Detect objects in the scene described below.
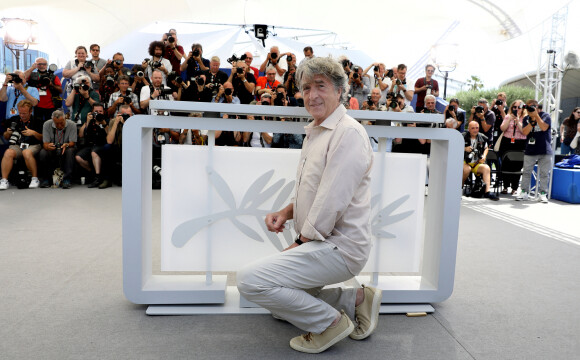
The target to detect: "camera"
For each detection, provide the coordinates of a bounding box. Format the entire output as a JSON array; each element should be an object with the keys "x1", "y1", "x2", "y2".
[
  {"x1": 270, "y1": 52, "x2": 278, "y2": 60},
  {"x1": 136, "y1": 71, "x2": 144, "y2": 78},
  {"x1": 121, "y1": 113, "x2": 131, "y2": 121},
  {"x1": 196, "y1": 77, "x2": 205, "y2": 86},
  {"x1": 152, "y1": 61, "x2": 162, "y2": 69},
  {"x1": 8, "y1": 73, "x2": 22, "y2": 84},
  {"x1": 386, "y1": 92, "x2": 396, "y2": 100},
  {"x1": 367, "y1": 95, "x2": 373, "y2": 104},
  {"x1": 144, "y1": 58, "x2": 151, "y2": 63},
  {"x1": 90, "y1": 112, "x2": 106, "y2": 124},
  {"x1": 224, "y1": 88, "x2": 233, "y2": 96},
  {"x1": 353, "y1": 72, "x2": 359, "y2": 79},
  {"x1": 373, "y1": 65, "x2": 379, "y2": 72},
  {"x1": 84, "y1": 62, "x2": 94, "y2": 70},
  {"x1": 105, "y1": 76, "x2": 115, "y2": 87},
  {"x1": 396, "y1": 79, "x2": 402, "y2": 85},
  {"x1": 524, "y1": 104, "x2": 536, "y2": 112},
  {"x1": 389, "y1": 100, "x2": 398, "y2": 109},
  {"x1": 73, "y1": 83, "x2": 90, "y2": 92},
  {"x1": 166, "y1": 34, "x2": 175, "y2": 44},
  {"x1": 475, "y1": 105, "x2": 485, "y2": 114},
  {"x1": 55, "y1": 143, "x2": 62, "y2": 151},
  {"x1": 274, "y1": 93, "x2": 284, "y2": 106},
  {"x1": 236, "y1": 67, "x2": 244, "y2": 74},
  {"x1": 114, "y1": 59, "x2": 122, "y2": 66},
  {"x1": 192, "y1": 49, "x2": 200, "y2": 57},
  {"x1": 287, "y1": 55, "x2": 292, "y2": 62},
  {"x1": 495, "y1": 99, "x2": 503, "y2": 106},
  {"x1": 9, "y1": 122, "x2": 21, "y2": 145},
  {"x1": 123, "y1": 95, "x2": 132, "y2": 104},
  {"x1": 425, "y1": 84, "x2": 432, "y2": 89},
  {"x1": 386, "y1": 69, "x2": 394, "y2": 78},
  {"x1": 227, "y1": 54, "x2": 240, "y2": 64},
  {"x1": 341, "y1": 59, "x2": 352, "y2": 69},
  {"x1": 468, "y1": 148, "x2": 480, "y2": 162}
]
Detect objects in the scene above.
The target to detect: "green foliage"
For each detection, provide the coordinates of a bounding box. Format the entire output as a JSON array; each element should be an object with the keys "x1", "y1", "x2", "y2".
[
  {"x1": 454, "y1": 85, "x2": 536, "y2": 110},
  {"x1": 466, "y1": 75, "x2": 484, "y2": 91}
]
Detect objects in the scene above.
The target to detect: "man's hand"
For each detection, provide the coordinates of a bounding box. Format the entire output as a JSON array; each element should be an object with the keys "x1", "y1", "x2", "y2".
[
  {"x1": 465, "y1": 146, "x2": 473, "y2": 152},
  {"x1": 265, "y1": 210, "x2": 289, "y2": 233},
  {"x1": 21, "y1": 127, "x2": 36, "y2": 137}
]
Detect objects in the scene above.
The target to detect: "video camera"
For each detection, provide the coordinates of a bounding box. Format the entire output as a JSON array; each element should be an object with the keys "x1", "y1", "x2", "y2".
[{"x1": 227, "y1": 53, "x2": 247, "y2": 65}]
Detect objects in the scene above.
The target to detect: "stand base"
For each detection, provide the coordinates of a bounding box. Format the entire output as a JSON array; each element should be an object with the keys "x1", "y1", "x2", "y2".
[{"x1": 146, "y1": 287, "x2": 434, "y2": 315}]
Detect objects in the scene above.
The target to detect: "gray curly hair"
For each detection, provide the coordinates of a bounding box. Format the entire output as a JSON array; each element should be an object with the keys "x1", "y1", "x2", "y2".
[{"x1": 296, "y1": 56, "x2": 349, "y2": 103}]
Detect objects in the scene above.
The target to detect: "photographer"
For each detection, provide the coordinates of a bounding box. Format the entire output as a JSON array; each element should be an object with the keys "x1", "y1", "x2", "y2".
[
  {"x1": 0, "y1": 100, "x2": 43, "y2": 190},
  {"x1": 283, "y1": 65, "x2": 300, "y2": 100},
  {"x1": 143, "y1": 41, "x2": 172, "y2": 86},
  {"x1": 180, "y1": 43, "x2": 209, "y2": 79},
  {"x1": 0, "y1": 71, "x2": 40, "y2": 118},
  {"x1": 166, "y1": 71, "x2": 188, "y2": 101},
  {"x1": 102, "y1": 105, "x2": 132, "y2": 187},
  {"x1": 469, "y1": 98, "x2": 495, "y2": 145},
  {"x1": 516, "y1": 100, "x2": 552, "y2": 202},
  {"x1": 62, "y1": 46, "x2": 100, "y2": 94},
  {"x1": 107, "y1": 75, "x2": 140, "y2": 117},
  {"x1": 228, "y1": 60, "x2": 256, "y2": 105},
  {"x1": 204, "y1": 56, "x2": 229, "y2": 97},
  {"x1": 348, "y1": 65, "x2": 370, "y2": 110},
  {"x1": 38, "y1": 110, "x2": 77, "y2": 189},
  {"x1": 388, "y1": 93, "x2": 414, "y2": 113},
  {"x1": 361, "y1": 88, "x2": 384, "y2": 111},
  {"x1": 462, "y1": 121, "x2": 499, "y2": 201},
  {"x1": 259, "y1": 46, "x2": 288, "y2": 83},
  {"x1": 243, "y1": 52, "x2": 260, "y2": 80},
  {"x1": 65, "y1": 75, "x2": 100, "y2": 125},
  {"x1": 75, "y1": 103, "x2": 109, "y2": 188},
  {"x1": 256, "y1": 66, "x2": 281, "y2": 98},
  {"x1": 162, "y1": 30, "x2": 184, "y2": 76},
  {"x1": 391, "y1": 64, "x2": 414, "y2": 105},
  {"x1": 362, "y1": 62, "x2": 391, "y2": 103},
  {"x1": 99, "y1": 65, "x2": 118, "y2": 110},
  {"x1": 490, "y1": 92, "x2": 507, "y2": 146},
  {"x1": 212, "y1": 82, "x2": 239, "y2": 104},
  {"x1": 102, "y1": 52, "x2": 132, "y2": 81},
  {"x1": 271, "y1": 85, "x2": 297, "y2": 108},
  {"x1": 414, "y1": 64, "x2": 439, "y2": 111},
  {"x1": 420, "y1": 95, "x2": 441, "y2": 115},
  {"x1": 180, "y1": 73, "x2": 212, "y2": 103},
  {"x1": 23, "y1": 58, "x2": 63, "y2": 123},
  {"x1": 444, "y1": 98, "x2": 464, "y2": 130},
  {"x1": 243, "y1": 93, "x2": 273, "y2": 148},
  {"x1": 88, "y1": 44, "x2": 107, "y2": 90},
  {"x1": 130, "y1": 65, "x2": 150, "y2": 103},
  {"x1": 140, "y1": 70, "x2": 176, "y2": 113}
]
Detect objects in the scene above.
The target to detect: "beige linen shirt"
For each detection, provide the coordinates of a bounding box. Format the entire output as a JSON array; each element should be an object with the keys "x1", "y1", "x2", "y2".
[{"x1": 293, "y1": 104, "x2": 373, "y2": 275}]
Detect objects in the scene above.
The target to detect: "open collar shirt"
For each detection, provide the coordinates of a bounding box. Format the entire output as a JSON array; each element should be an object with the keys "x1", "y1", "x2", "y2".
[{"x1": 293, "y1": 104, "x2": 373, "y2": 275}]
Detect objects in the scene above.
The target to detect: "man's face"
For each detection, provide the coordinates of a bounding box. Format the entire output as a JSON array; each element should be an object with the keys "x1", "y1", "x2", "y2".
[
  {"x1": 478, "y1": 101, "x2": 488, "y2": 112},
  {"x1": 304, "y1": 49, "x2": 313, "y2": 58},
  {"x1": 425, "y1": 66, "x2": 435, "y2": 77},
  {"x1": 119, "y1": 80, "x2": 129, "y2": 92},
  {"x1": 93, "y1": 106, "x2": 105, "y2": 115},
  {"x1": 498, "y1": 94, "x2": 507, "y2": 102},
  {"x1": 120, "y1": 107, "x2": 133, "y2": 117},
  {"x1": 113, "y1": 55, "x2": 124, "y2": 68},
  {"x1": 370, "y1": 89, "x2": 380, "y2": 103},
  {"x1": 468, "y1": 122, "x2": 480, "y2": 137},
  {"x1": 210, "y1": 60, "x2": 220, "y2": 73},
  {"x1": 449, "y1": 101, "x2": 458, "y2": 110},
  {"x1": 302, "y1": 74, "x2": 341, "y2": 124},
  {"x1": 244, "y1": 52, "x2": 253, "y2": 66},
  {"x1": 154, "y1": 46, "x2": 163, "y2": 57},
  {"x1": 266, "y1": 69, "x2": 276, "y2": 82},
  {"x1": 90, "y1": 46, "x2": 100, "y2": 58},
  {"x1": 35, "y1": 59, "x2": 48, "y2": 72},
  {"x1": 397, "y1": 68, "x2": 406, "y2": 80},
  {"x1": 18, "y1": 106, "x2": 32, "y2": 121},
  {"x1": 105, "y1": 68, "x2": 115, "y2": 77},
  {"x1": 53, "y1": 116, "x2": 66, "y2": 130},
  {"x1": 425, "y1": 98, "x2": 436, "y2": 110},
  {"x1": 151, "y1": 72, "x2": 163, "y2": 87}
]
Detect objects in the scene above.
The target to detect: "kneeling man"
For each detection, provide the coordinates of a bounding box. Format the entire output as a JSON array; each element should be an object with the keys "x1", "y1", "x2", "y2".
[{"x1": 237, "y1": 57, "x2": 382, "y2": 353}]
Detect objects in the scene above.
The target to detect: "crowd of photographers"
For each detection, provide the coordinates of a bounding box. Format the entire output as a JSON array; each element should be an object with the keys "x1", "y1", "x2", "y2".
[{"x1": 1, "y1": 29, "x2": 576, "y2": 197}]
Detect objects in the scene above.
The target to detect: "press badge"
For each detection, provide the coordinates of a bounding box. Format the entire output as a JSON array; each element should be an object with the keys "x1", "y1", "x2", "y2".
[
  {"x1": 20, "y1": 143, "x2": 29, "y2": 149},
  {"x1": 39, "y1": 90, "x2": 47, "y2": 96},
  {"x1": 9, "y1": 108, "x2": 17, "y2": 116},
  {"x1": 157, "y1": 134, "x2": 166, "y2": 142}
]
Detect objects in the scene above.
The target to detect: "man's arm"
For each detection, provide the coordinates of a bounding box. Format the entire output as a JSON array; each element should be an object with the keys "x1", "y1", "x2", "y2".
[
  {"x1": 106, "y1": 117, "x2": 120, "y2": 144},
  {"x1": 265, "y1": 203, "x2": 294, "y2": 233}
]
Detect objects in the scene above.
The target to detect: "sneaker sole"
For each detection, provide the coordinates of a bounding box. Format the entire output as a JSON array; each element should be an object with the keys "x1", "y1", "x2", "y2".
[
  {"x1": 349, "y1": 288, "x2": 383, "y2": 340},
  {"x1": 290, "y1": 320, "x2": 354, "y2": 354}
]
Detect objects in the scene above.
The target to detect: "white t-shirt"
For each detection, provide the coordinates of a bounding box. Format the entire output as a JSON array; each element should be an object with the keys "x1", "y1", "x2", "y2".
[{"x1": 249, "y1": 132, "x2": 272, "y2": 148}]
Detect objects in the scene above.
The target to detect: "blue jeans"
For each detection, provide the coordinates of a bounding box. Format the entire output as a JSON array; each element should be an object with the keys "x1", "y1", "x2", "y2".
[{"x1": 561, "y1": 143, "x2": 574, "y2": 155}]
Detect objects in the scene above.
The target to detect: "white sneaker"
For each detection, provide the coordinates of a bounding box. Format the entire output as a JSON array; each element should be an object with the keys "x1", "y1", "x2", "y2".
[
  {"x1": 516, "y1": 190, "x2": 529, "y2": 201},
  {"x1": 0, "y1": 178, "x2": 8, "y2": 190},
  {"x1": 29, "y1": 177, "x2": 40, "y2": 189},
  {"x1": 539, "y1": 192, "x2": 548, "y2": 203}
]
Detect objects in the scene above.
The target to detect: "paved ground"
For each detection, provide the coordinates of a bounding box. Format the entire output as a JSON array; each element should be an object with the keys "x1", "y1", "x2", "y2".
[{"x1": 1, "y1": 187, "x2": 578, "y2": 359}]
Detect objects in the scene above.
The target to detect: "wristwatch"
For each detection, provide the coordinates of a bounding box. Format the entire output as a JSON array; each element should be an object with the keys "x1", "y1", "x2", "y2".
[{"x1": 295, "y1": 235, "x2": 303, "y2": 245}]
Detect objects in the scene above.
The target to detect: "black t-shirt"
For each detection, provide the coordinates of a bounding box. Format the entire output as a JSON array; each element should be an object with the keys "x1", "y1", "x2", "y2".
[
  {"x1": 232, "y1": 73, "x2": 257, "y2": 104},
  {"x1": 181, "y1": 84, "x2": 213, "y2": 103},
  {"x1": 203, "y1": 70, "x2": 229, "y2": 87},
  {"x1": 2, "y1": 115, "x2": 44, "y2": 145},
  {"x1": 185, "y1": 57, "x2": 210, "y2": 79}
]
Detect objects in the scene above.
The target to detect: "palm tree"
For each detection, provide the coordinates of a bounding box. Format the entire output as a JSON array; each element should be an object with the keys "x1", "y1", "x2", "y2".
[{"x1": 466, "y1": 75, "x2": 484, "y2": 91}]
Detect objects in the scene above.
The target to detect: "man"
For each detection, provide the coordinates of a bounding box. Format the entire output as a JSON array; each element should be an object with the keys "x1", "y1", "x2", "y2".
[
  {"x1": 348, "y1": 65, "x2": 370, "y2": 109},
  {"x1": 140, "y1": 70, "x2": 175, "y2": 112},
  {"x1": 38, "y1": 109, "x2": 77, "y2": 189},
  {"x1": 102, "y1": 105, "x2": 132, "y2": 187},
  {"x1": 517, "y1": 100, "x2": 553, "y2": 203},
  {"x1": 211, "y1": 82, "x2": 239, "y2": 104},
  {"x1": 361, "y1": 88, "x2": 384, "y2": 111},
  {"x1": 0, "y1": 71, "x2": 40, "y2": 118},
  {"x1": 462, "y1": 121, "x2": 499, "y2": 201},
  {"x1": 204, "y1": 56, "x2": 229, "y2": 97},
  {"x1": 469, "y1": 98, "x2": 495, "y2": 145},
  {"x1": 143, "y1": 41, "x2": 172, "y2": 85},
  {"x1": 162, "y1": 31, "x2": 184, "y2": 75},
  {"x1": 237, "y1": 56, "x2": 381, "y2": 354},
  {"x1": 259, "y1": 46, "x2": 287, "y2": 83},
  {"x1": 88, "y1": 44, "x2": 107, "y2": 90},
  {"x1": 299, "y1": 46, "x2": 315, "y2": 66},
  {"x1": 228, "y1": 60, "x2": 256, "y2": 105},
  {"x1": 23, "y1": 58, "x2": 63, "y2": 123},
  {"x1": 391, "y1": 64, "x2": 414, "y2": 105},
  {"x1": 108, "y1": 75, "x2": 140, "y2": 117},
  {"x1": 421, "y1": 95, "x2": 440, "y2": 114},
  {"x1": 105, "y1": 52, "x2": 132, "y2": 80},
  {"x1": 445, "y1": 98, "x2": 465, "y2": 131},
  {"x1": 256, "y1": 66, "x2": 281, "y2": 98},
  {"x1": 180, "y1": 43, "x2": 209, "y2": 79},
  {"x1": 490, "y1": 92, "x2": 507, "y2": 146},
  {"x1": 64, "y1": 75, "x2": 100, "y2": 125},
  {"x1": 414, "y1": 64, "x2": 439, "y2": 111},
  {"x1": 388, "y1": 93, "x2": 414, "y2": 114},
  {"x1": 363, "y1": 62, "x2": 391, "y2": 103},
  {"x1": 283, "y1": 64, "x2": 300, "y2": 100},
  {"x1": 76, "y1": 102, "x2": 109, "y2": 188},
  {"x1": 0, "y1": 100, "x2": 43, "y2": 190},
  {"x1": 244, "y1": 52, "x2": 260, "y2": 81},
  {"x1": 180, "y1": 73, "x2": 213, "y2": 103}
]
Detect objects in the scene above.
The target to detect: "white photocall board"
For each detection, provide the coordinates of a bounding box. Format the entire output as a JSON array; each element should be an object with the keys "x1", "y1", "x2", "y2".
[{"x1": 160, "y1": 146, "x2": 426, "y2": 273}]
